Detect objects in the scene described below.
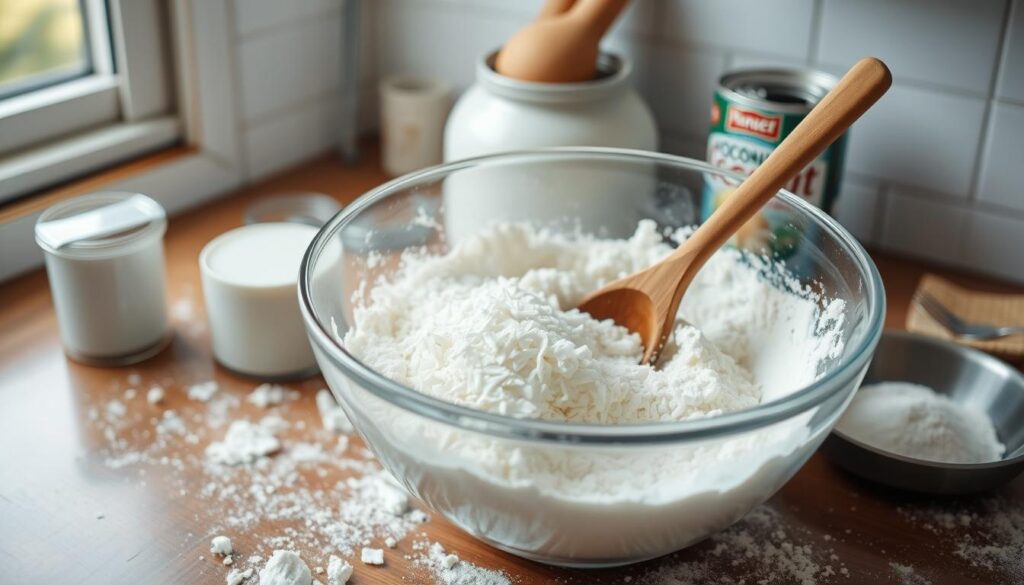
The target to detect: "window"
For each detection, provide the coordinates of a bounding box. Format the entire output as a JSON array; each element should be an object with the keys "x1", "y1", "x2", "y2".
[{"x1": 0, "y1": 0, "x2": 180, "y2": 204}]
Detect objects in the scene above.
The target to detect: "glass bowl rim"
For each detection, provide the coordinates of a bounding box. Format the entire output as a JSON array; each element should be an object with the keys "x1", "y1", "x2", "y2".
[{"x1": 298, "y1": 147, "x2": 886, "y2": 445}]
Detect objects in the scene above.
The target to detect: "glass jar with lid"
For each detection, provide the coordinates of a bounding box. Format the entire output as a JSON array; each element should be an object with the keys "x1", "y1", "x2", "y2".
[{"x1": 35, "y1": 192, "x2": 170, "y2": 365}]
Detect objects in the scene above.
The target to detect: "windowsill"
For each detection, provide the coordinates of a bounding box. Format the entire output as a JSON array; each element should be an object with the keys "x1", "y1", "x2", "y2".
[
  {"x1": 0, "y1": 116, "x2": 182, "y2": 205},
  {"x1": 0, "y1": 142, "x2": 195, "y2": 224}
]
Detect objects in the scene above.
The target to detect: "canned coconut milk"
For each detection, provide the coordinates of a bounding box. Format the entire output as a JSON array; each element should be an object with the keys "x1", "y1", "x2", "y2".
[{"x1": 703, "y1": 68, "x2": 848, "y2": 260}]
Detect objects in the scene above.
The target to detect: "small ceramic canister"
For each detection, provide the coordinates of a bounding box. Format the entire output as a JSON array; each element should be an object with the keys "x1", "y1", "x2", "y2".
[
  {"x1": 199, "y1": 222, "x2": 320, "y2": 380},
  {"x1": 380, "y1": 75, "x2": 453, "y2": 176},
  {"x1": 35, "y1": 192, "x2": 171, "y2": 365}
]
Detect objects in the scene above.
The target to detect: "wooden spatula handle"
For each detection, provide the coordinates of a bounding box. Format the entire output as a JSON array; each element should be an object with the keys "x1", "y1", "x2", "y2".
[{"x1": 684, "y1": 57, "x2": 892, "y2": 264}]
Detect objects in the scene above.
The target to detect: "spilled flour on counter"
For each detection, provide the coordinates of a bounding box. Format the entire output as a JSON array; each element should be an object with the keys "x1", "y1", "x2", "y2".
[{"x1": 410, "y1": 540, "x2": 511, "y2": 585}]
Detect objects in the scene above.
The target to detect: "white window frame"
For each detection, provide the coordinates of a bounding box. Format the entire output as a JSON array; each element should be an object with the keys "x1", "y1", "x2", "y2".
[
  {"x1": 0, "y1": 0, "x2": 183, "y2": 202},
  {"x1": 0, "y1": 0, "x2": 243, "y2": 281}
]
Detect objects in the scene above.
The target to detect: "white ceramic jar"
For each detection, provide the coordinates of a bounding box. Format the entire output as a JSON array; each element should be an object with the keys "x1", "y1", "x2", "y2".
[
  {"x1": 199, "y1": 222, "x2": 320, "y2": 380},
  {"x1": 445, "y1": 51, "x2": 657, "y2": 160},
  {"x1": 35, "y1": 192, "x2": 170, "y2": 365},
  {"x1": 443, "y1": 51, "x2": 659, "y2": 243}
]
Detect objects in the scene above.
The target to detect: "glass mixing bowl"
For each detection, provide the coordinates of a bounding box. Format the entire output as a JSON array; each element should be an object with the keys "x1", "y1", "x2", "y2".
[{"x1": 299, "y1": 149, "x2": 885, "y2": 568}]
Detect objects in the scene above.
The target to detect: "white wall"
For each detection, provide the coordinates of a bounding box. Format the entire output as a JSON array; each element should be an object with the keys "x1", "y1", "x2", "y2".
[{"x1": 233, "y1": 0, "x2": 1024, "y2": 283}]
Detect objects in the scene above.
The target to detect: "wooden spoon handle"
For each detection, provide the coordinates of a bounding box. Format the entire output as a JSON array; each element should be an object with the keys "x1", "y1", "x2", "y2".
[
  {"x1": 682, "y1": 57, "x2": 892, "y2": 266},
  {"x1": 570, "y1": 0, "x2": 630, "y2": 37},
  {"x1": 538, "y1": 0, "x2": 576, "y2": 18}
]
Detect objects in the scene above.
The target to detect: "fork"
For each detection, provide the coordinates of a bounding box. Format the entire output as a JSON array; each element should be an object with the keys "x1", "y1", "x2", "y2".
[{"x1": 914, "y1": 292, "x2": 1024, "y2": 340}]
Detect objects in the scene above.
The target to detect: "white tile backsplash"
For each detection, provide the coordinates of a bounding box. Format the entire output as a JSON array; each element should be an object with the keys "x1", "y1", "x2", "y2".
[
  {"x1": 376, "y1": 1, "x2": 518, "y2": 91},
  {"x1": 996, "y1": 0, "x2": 1024, "y2": 102},
  {"x1": 233, "y1": 0, "x2": 339, "y2": 37},
  {"x1": 238, "y1": 16, "x2": 341, "y2": 121},
  {"x1": 647, "y1": 46, "x2": 728, "y2": 138},
  {"x1": 978, "y1": 101, "x2": 1024, "y2": 212},
  {"x1": 660, "y1": 0, "x2": 815, "y2": 58},
  {"x1": 843, "y1": 86, "x2": 986, "y2": 197},
  {"x1": 244, "y1": 97, "x2": 338, "y2": 181},
  {"x1": 963, "y1": 211, "x2": 1024, "y2": 281},
  {"x1": 221, "y1": 0, "x2": 1024, "y2": 283},
  {"x1": 727, "y1": 51, "x2": 809, "y2": 71},
  {"x1": 882, "y1": 190, "x2": 968, "y2": 264},
  {"x1": 818, "y1": 0, "x2": 1006, "y2": 94},
  {"x1": 832, "y1": 179, "x2": 881, "y2": 245}
]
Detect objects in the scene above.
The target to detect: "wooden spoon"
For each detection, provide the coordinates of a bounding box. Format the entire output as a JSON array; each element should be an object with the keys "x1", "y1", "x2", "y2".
[
  {"x1": 578, "y1": 57, "x2": 892, "y2": 365},
  {"x1": 495, "y1": 0, "x2": 629, "y2": 82},
  {"x1": 537, "y1": 0, "x2": 576, "y2": 18}
]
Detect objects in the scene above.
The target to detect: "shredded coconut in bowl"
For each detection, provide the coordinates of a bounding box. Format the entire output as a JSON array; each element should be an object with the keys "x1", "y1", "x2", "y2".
[
  {"x1": 345, "y1": 220, "x2": 844, "y2": 423},
  {"x1": 340, "y1": 220, "x2": 849, "y2": 564}
]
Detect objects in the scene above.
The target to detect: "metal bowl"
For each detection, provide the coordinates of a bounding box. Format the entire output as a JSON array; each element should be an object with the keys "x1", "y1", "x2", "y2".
[{"x1": 823, "y1": 330, "x2": 1024, "y2": 494}]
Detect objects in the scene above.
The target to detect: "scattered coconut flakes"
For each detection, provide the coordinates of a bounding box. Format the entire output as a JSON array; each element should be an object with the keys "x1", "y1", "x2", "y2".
[
  {"x1": 637, "y1": 506, "x2": 841, "y2": 585},
  {"x1": 327, "y1": 555, "x2": 353, "y2": 585},
  {"x1": 413, "y1": 541, "x2": 511, "y2": 585},
  {"x1": 206, "y1": 420, "x2": 280, "y2": 465},
  {"x1": 315, "y1": 389, "x2": 353, "y2": 433},
  {"x1": 226, "y1": 567, "x2": 253, "y2": 585},
  {"x1": 124, "y1": 388, "x2": 137, "y2": 400},
  {"x1": 86, "y1": 375, "x2": 424, "y2": 573},
  {"x1": 188, "y1": 381, "x2": 219, "y2": 402},
  {"x1": 890, "y1": 562, "x2": 933, "y2": 585},
  {"x1": 147, "y1": 385, "x2": 165, "y2": 404},
  {"x1": 898, "y1": 497, "x2": 1024, "y2": 575},
  {"x1": 106, "y1": 399, "x2": 127, "y2": 419},
  {"x1": 211, "y1": 535, "x2": 233, "y2": 555},
  {"x1": 127, "y1": 372, "x2": 142, "y2": 385},
  {"x1": 248, "y1": 384, "x2": 290, "y2": 409},
  {"x1": 384, "y1": 537, "x2": 397, "y2": 549},
  {"x1": 259, "y1": 550, "x2": 312, "y2": 585},
  {"x1": 360, "y1": 547, "x2": 384, "y2": 565}
]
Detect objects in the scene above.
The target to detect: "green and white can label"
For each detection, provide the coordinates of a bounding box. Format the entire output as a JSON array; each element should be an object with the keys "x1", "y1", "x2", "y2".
[{"x1": 702, "y1": 68, "x2": 848, "y2": 261}]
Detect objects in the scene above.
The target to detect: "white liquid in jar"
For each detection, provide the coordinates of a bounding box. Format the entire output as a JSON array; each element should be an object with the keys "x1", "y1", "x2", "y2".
[{"x1": 200, "y1": 223, "x2": 319, "y2": 379}]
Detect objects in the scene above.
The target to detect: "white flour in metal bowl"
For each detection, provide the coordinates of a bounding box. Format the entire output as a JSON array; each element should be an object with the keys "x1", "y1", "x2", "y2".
[{"x1": 342, "y1": 219, "x2": 847, "y2": 563}]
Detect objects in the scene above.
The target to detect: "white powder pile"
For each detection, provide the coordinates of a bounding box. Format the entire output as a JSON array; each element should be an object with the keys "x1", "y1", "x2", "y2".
[
  {"x1": 247, "y1": 384, "x2": 291, "y2": 408},
  {"x1": 343, "y1": 220, "x2": 846, "y2": 562},
  {"x1": 836, "y1": 382, "x2": 1004, "y2": 463},
  {"x1": 346, "y1": 221, "x2": 784, "y2": 423},
  {"x1": 327, "y1": 555, "x2": 353, "y2": 585},
  {"x1": 211, "y1": 535, "x2": 233, "y2": 556},
  {"x1": 259, "y1": 550, "x2": 312, "y2": 585},
  {"x1": 225, "y1": 567, "x2": 253, "y2": 585},
  {"x1": 188, "y1": 381, "x2": 219, "y2": 402},
  {"x1": 410, "y1": 540, "x2": 512, "y2": 585},
  {"x1": 205, "y1": 420, "x2": 281, "y2": 465}
]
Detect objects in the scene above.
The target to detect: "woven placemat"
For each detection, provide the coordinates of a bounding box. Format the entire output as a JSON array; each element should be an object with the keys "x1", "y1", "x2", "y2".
[{"x1": 907, "y1": 274, "x2": 1024, "y2": 359}]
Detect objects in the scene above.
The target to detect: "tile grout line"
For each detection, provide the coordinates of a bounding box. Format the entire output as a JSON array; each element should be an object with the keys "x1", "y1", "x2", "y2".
[
  {"x1": 235, "y1": 6, "x2": 343, "y2": 44},
  {"x1": 225, "y1": 0, "x2": 251, "y2": 184},
  {"x1": 964, "y1": 0, "x2": 1016, "y2": 206},
  {"x1": 807, "y1": 0, "x2": 824, "y2": 66},
  {"x1": 870, "y1": 183, "x2": 890, "y2": 248}
]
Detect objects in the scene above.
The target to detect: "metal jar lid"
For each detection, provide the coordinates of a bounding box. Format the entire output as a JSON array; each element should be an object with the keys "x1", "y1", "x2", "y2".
[{"x1": 35, "y1": 192, "x2": 167, "y2": 259}]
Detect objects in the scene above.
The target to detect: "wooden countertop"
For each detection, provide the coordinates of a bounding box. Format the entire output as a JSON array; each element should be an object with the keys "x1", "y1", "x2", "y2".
[{"x1": 1, "y1": 152, "x2": 1022, "y2": 585}]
